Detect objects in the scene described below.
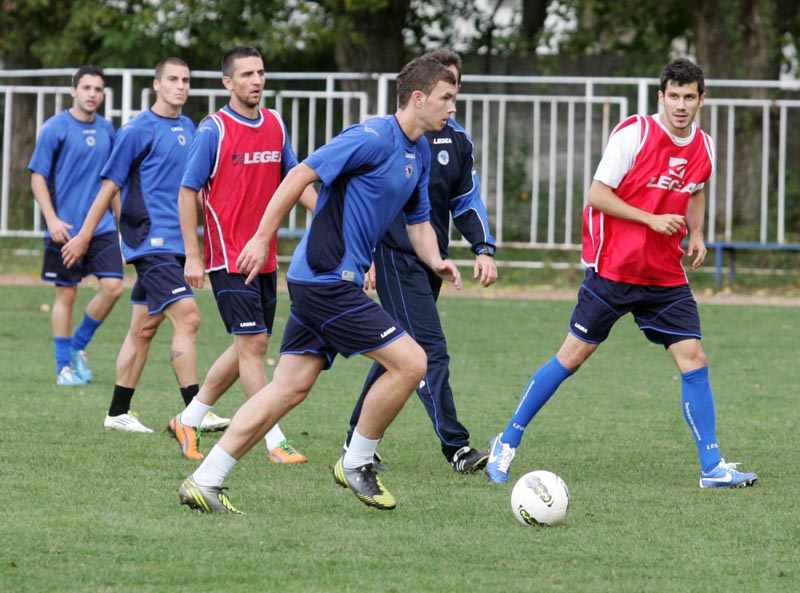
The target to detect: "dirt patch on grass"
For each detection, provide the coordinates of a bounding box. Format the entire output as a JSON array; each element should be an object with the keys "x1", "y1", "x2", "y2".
[{"x1": 7, "y1": 273, "x2": 800, "y2": 307}]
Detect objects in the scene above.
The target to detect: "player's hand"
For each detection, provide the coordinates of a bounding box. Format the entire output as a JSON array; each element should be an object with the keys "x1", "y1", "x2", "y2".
[
  {"x1": 685, "y1": 235, "x2": 707, "y2": 270},
  {"x1": 47, "y1": 218, "x2": 73, "y2": 245},
  {"x1": 474, "y1": 254, "x2": 498, "y2": 287},
  {"x1": 184, "y1": 256, "x2": 205, "y2": 289},
  {"x1": 433, "y1": 259, "x2": 462, "y2": 290},
  {"x1": 363, "y1": 262, "x2": 377, "y2": 292},
  {"x1": 61, "y1": 233, "x2": 90, "y2": 269},
  {"x1": 236, "y1": 237, "x2": 269, "y2": 285},
  {"x1": 648, "y1": 213, "x2": 685, "y2": 235}
]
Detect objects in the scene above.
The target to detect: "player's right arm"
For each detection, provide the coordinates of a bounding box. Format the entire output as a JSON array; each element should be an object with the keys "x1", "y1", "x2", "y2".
[
  {"x1": 178, "y1": 186, "x2": 204, "y2": 288},
  {"x1": 237, "y1": 162, "x2": 320, "y2": 284},
  {"x1": 28, "y1": 121, "x2": 73, "y2": 244},
  {"x1": 179, "y1": 117, "x2": 219, "y2": 289},
  {"x1": 30, "y1": 173, "x2": 72, "y2": 244},
  {"x1": 590, "y1": 119, "x2": 684, "y2": 235},
  {"x1": 588, "y1": 180, "x2": 685, "y2": 235},
  {"x1": 61, "y1": 178, "x2": 120, "y2": 268}
]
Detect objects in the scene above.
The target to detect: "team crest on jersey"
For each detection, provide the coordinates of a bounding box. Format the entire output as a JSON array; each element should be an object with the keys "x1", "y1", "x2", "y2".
[
  {"x1": 437, "y1": 150, "x2": 449, "y2": 165},
  {"x1": 85, "y1": 136, "x2": 95, "y2": 147},
  {"x1": 405, "y1": 163, "x2": 414, "y2": 178},
  {"x1": 177, "y1": 134, "x2": 187, "y2": 146}
]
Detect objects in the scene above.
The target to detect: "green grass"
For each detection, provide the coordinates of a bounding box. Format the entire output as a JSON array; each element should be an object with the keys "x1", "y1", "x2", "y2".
[
  {"x1": 0, "y1": 284, "x2": 797, "y2": 593},
  {"x1": 5, "y1": 237, "x2": 800, "y2": 295}
]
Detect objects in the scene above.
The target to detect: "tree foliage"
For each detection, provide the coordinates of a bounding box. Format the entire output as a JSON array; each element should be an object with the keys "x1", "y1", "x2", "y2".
[
  {"x1": 2, "y1": 0, "x2": 799, "y2": 78},
  {"x1": 553, "y1": 0, "x2": 800, "y2": 79}
]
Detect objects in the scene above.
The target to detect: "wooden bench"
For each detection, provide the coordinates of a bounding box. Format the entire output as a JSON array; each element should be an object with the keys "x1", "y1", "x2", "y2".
[{"x1": 706, "y1": 241, "x2": 800, "y2": 290}]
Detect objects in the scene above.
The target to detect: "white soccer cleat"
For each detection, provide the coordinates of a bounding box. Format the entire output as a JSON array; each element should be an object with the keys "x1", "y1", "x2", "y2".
[
  {"x1": 199, "y1": 410, "x2": 230, "y2": 432},
  {"x1": 103, "y1": 411, "x2": 154, "y2": 433},
  {"x1": 56, "y1": 366, "x2": 87, "y2": 387}
]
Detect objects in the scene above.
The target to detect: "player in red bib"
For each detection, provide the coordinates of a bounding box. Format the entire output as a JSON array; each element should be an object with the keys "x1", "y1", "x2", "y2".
[
  {"x1": 486, "y1": 58, "x2": 758, "y2": 490},
  {"x1": 170, "y1": 46, "x2": 316, "y2": 463}
]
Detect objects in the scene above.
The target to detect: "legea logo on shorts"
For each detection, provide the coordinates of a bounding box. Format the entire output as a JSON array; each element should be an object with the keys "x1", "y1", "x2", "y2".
[
  {"x1": 239, "y1": 321, "x2": 257, "y2": 328},
  {"x1": 171, "y1": 287, "x2": 187, "y2": 295},
  {"x1": 380, "y1": 326, "x2": 396, "y2": 339},
  {"x1": 572, "y1": 322, "x2": 588, "y2": 334}
]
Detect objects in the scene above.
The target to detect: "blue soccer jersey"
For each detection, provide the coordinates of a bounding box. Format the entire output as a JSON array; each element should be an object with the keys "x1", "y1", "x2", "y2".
[
  {"x1": 381, "y1": 117, "x2": 495, "y2": 258},
  {"x1": 287, "y1": 115, "x2": 432, "y2": 287},
  {"x1": 28, "y1": 110, "x2": 116, "y2": 238},
  {"x1": 101, "y1": 109, "x2": 195, "y2": 262}
]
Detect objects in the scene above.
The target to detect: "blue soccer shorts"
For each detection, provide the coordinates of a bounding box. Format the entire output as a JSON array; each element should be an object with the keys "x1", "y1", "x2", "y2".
[
  {"x1": 41, "y1": 231, "x2": 123, "y2": 286},
  {"x1": 209, "y1": 270, "x2": 277, "y2": 335},
  {"x1": 569, "y1": 269, "x2": 702, "y2": 347},
  {"x1": 130, "y1": 254, "x2": 194, "y2": 315},
  {"x1": 280, "y1": 280, "x2": 407, "y2": 370}
]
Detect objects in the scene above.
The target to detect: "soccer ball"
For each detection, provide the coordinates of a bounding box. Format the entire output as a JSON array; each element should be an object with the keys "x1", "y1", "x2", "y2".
[{"x1": 510, "y1": 470, "x2": 570, "y2": 526}]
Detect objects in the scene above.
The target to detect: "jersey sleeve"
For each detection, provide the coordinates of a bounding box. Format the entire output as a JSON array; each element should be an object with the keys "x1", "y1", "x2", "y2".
[
  {"x1": 593, "y1": 120, "x2": 641, "y2": 189},
  {"x1": 304, "y1": 121, "x2": 387, "y2": 185},
  {"x1": 101, "y1": 118, "x2": 117, "y2": 149},
  {"x1": 181, "y1": 116, "x2": 220, "y2": 190},
  {"x1": 269, "y1": 111, "x2": 300, "y2": 177},
  {"x1": 448, "y1": 128, "x2": 495, "y2": 249},
  {"x1": 27, "y1": 119, "x2": 62, "y2": 176},
  {"x1": 100, "y1": 119, "x2": 150, "y2": 188}
]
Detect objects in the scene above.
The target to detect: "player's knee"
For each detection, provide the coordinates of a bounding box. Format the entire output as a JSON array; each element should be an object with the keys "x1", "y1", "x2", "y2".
[
  {"x1": 180, "y1": 308, "x2": 201, "y2": 337},
  {"x1": 406, "y1": 345, "x2": 428, "y2": 384},
  {"x1": 102, "y1": 279, "x2": 124, "y2": 301},
  {"x1": 237, "y1": 333, "x2": 268, "y2": 359},
  {"x1": 686, "y1": 348, "x2": 708, "y2": 369},
  {"x1": 137, "y1": 325, "x2": 158, "y2": 342},
  {"x1": 55, "y1": 288, "x2": 78, "y2": 307}
]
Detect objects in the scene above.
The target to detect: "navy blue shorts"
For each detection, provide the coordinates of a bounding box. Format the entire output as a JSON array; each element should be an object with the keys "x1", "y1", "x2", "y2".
[
  {"x1": 130, "y1": 254, "x2": 194, "y2": 315},
  {"x1": 569, "y1": 269, "x2": 701, "y2": 347},
  {"x1": 209, "y1": 270, "x2": 276, "y2": 335},
  {"x1": 281, "y1": 280, "x2": 407, "y2": 370},
  {"x1": 41, "y1": 231, "x2": 123, "y2": 286}
]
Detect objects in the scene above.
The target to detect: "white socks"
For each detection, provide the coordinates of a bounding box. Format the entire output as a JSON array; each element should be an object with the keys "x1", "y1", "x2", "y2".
[
  {"x1": 192, "y1": 445, "x2": 237, "y2": 488},
  {"x1": 180, "y1": 398, "x2": 212, "y2": 428},
  {"x1": 343, "y1": 429, "x2": 380, "y2": 470},
  {"x1": 264, "y1": 425, "x2": 287, "y2": 451}
]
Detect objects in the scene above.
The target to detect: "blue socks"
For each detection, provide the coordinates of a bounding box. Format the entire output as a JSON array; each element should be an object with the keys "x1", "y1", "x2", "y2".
[
  {"x1": 70, "y1": 313, "x2": 102, "y2": 352},
  {"x1": 500, "y1": 359, "x2": 722, "y2": 473},
  {"x1": 54, "y1": 336, "x2": 71, "y2": 373},
  {"x1": 502, "y1": 356, "x2": 573, "y2": 448},
  {"x1": 681, "y1": 366, "x2": 722, "y2": 473}
]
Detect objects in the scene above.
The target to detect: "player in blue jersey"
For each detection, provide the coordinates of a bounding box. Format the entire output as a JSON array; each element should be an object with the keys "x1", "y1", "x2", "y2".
[
  {"x1": 344, "y1": 49, "x2": 497, "y2": 474},
  {"x1": 170, "y1": 45, "x2": 316, "y2": 463},
  {"x1": 63, "y1": 58, "x2": 201, "y2": 433},
  {"x1": 28, "y1": 65, "x2": 123, "y2": 386},
  {"x1": 178, "y1": 56, "x2": 462, "y2": 514}
]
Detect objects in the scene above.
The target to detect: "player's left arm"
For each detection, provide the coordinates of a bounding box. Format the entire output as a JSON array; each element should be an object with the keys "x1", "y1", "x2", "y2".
[
  {"x1": 446, "y1": 129, "x2": 497, "y2": 287},
  {"x1": 237, "y1": 162, "x2": 320, "y2": 284},
  {"x1": 407, "y1": 221, "x2": 461, "y2": 289},
  {"x1": 450, "y1": 168, "x2": 497, "y2": 287},
  {"x1": 685, "y1": 188, "x2": 707, "y2": 271},
  {"x1": 298, "y1": 184, "x2": 317, "y2": 213}
]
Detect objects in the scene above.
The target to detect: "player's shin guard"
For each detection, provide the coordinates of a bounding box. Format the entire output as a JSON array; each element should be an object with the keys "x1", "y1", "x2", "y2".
[
  {"x1": 681, "y1": 366, "x2": 722, "y2": 473},
  {"x1": 71, "y1": 313, "x2": 102, "y2": 352},
  {"x1": 502, "y1": 356, "x2": 572, "y2": 447}
]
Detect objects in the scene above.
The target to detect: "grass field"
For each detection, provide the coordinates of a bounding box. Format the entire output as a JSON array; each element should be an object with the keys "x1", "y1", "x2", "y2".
[{"x1": 0, "y1": 283, "x2": 797, "y2": 593}]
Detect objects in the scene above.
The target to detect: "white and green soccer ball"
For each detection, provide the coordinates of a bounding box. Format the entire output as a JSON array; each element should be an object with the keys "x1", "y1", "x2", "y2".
[{"x1": 510, "y1": 470, "x2": 570, "y2": 526}]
